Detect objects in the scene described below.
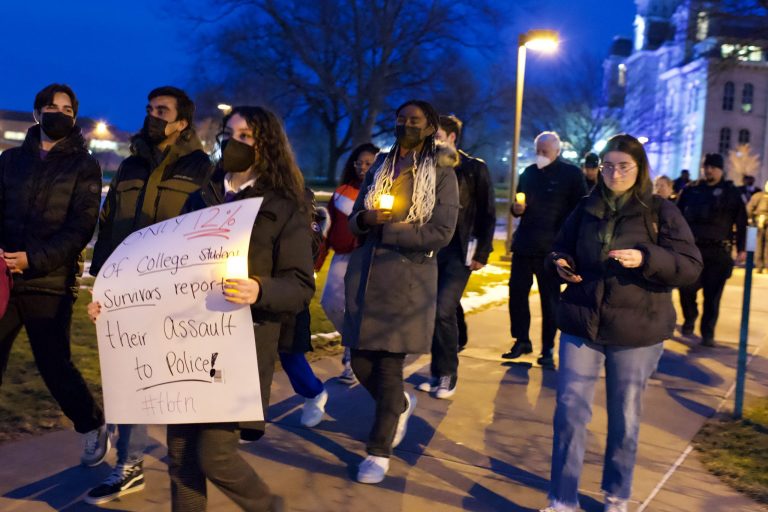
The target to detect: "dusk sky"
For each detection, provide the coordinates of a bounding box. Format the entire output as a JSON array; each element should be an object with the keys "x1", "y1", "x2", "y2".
[{"x1": 1, "y1": 0, "x2": 637, "y2": 131}]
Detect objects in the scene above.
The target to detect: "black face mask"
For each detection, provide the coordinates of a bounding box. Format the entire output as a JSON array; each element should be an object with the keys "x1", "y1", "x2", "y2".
[
  {"x1": 40, "y1": 112, "x2": 74, "y2": 140},
  {"x1": 220, "y1": 138, "x2": 256, "y2": 173},
  {"x1": 395, "y1": 124, "x2": 430, "y2": 149},
  {"x1": 143, "y1": 115, "x2": 169, "y2": 144}
]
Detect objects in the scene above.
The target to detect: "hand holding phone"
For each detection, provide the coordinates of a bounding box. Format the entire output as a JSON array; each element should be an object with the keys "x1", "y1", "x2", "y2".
[{"x1": 554, "y1": 257, "x2": 582, "y2": 283}]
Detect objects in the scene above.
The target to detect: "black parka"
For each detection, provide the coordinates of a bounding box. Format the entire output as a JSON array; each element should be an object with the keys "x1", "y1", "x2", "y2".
[
  {"x1": 183, "y1": 169, "x2": 315, "y2": 435},
  {"x1": 0, "y1": 125, "x2": 101, "y2": 295},
  {"x1": 551, "y1": 186, "x2": 702, "y2": 347}
]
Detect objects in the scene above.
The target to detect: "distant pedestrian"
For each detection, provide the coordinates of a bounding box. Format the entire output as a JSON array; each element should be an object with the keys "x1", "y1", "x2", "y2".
[
  {"x1": 672, "y1": 169, "x2": 690, "y2": 193},
  {"x1": 0, "y1": 83, "x2": 109, "y2": 468},
  {"x1": 746, "y1": 180, "x2": 768, "y2": 273},
  {"x1": 581, "y1": 152, "x2": 599, "y2": 192},
  {"x1": 344, "y1": 100, "x2": 458, "y2": 484},
  {"x1": 677, "y1": 153, "x2": 747, "y2": 346},
  {"x1": 541, "y1": 134, "x2": 702, "y2": 512},
  {"x1": 417, "y1": 114, "x2": 495, "y2": 399},
  {"x1": 87, "y1": 86, "x2": 212, "y2": 505},
  {"x1": 321, "y1": 142, "x2": 380, "y2": 384},
  {"x1": 504, "y1": 131, "x2": 587, "y2": 368},
  {"x1": 738, "y1": 174, "x2": 758, "y2": 204},
  {"x1": 653, "y1": 175, "x2": 674, "y2": 200}
]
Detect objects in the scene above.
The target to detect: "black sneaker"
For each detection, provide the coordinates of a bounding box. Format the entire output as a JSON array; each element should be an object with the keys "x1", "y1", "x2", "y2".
[
  {"x1": 701, "y1": 336, "x2": 715, "y2": 347},
  {"x1": 681, "y1": 324, "x2": 694, "y2": 336},
  {"x1": 84, "y1": 460, "x2": 145, "y2": 505},
  {"x1": 502, "y1": 340, "x2": 533, "y2": 359}
]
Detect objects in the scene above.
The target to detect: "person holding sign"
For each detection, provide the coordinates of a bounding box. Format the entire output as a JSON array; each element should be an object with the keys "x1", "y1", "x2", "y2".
[
  {"x1": 86, "y1": 86, "x2": 212, "y2": 505},
  {"x1": 173, "y1": 105, "x2": 314, "y2": 511},
  {"x1": 343, "y1": 100, "x2": 459, "y2": 484},
  {"x1": 0, "y1": 84, "x2": 108, "y2": 467}
]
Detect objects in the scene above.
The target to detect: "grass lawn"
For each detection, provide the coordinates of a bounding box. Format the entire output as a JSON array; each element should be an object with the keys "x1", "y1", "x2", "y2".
[
  {"x1": 693, "y1": 397, "x2": 768, "y2": 504},
  {"x1": 0, "y1": 239, "x2": 509, "y2": 443}
]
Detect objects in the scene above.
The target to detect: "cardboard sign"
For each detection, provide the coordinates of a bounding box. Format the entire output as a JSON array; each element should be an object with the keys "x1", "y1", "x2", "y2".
[{"x1": 92, "y1": 198, "x2": 264, "y2": 424}]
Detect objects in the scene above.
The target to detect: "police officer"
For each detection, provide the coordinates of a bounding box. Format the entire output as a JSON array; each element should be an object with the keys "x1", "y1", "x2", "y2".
[{"x1": 677, "y1": 153, "x2": 747, "y2": 346}]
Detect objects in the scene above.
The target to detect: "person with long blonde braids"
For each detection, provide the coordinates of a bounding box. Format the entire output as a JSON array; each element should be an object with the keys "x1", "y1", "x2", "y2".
[{"x1": 343, "y1": 99, "x2": 459, "y2": 484}]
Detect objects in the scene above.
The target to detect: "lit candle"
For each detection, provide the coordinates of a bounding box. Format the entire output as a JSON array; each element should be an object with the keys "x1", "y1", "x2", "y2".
[
  {"x1": 515, "y1": 192, "x2": 526, "y2": 206},
  {"x1": 225, "y1": 256, "x2": 249, "y2": 279},
  {"x1": 378, "y1": 193, "x2": 395, "y2": 210}
]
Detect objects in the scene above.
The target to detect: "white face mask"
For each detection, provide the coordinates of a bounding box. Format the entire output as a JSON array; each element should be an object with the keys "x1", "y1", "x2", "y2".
[{"x1": 536, "y1": 155, "x2": 553, "y2": 169}]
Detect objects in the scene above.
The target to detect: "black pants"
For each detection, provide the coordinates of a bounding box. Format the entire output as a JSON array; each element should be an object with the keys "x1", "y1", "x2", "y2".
[
  {"x1": 457, "y1": 303, "x2": 468, "y2": 348},
  {"x1": 0, "y1": 293, "x2": 103, "y2": 433},
  {"x1": 430, "y1": 244, "x2": 472, "y2": 378},
  {"x1": 350, "y1": 350, "x2": 407, "y2": 457},
  {"x1": 508, "y1": 253, "x2": 561, "y2": 354},
  {"x1": 679, "y1": 245, "x2": 734, "y2": 340},
  {"x1": 167, "y1": 423, "x2": 273, "y2": 512}
]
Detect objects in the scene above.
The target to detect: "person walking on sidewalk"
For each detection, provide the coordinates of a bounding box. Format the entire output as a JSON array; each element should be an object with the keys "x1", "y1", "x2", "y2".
[
  {"x1": 676, "y1": 153, "x2": 747, "y2": 346},
  {"x1": 344, "y1": 100, "x2": 459, "y2": 484},
  {"x1": 541, "y1": 134, "x2": 702, "y2": 512},
  {"x1": 746, "y1": 180, "x2": 768, "y2": 273},
  {"x1": 417, "y1": 114, "x2": 495, "y2": 399},
  {"x1": 86, "y1": 86, "x2": 212, "y2": 504},
  {"x1": 504, "y1": 131, "x2": 587, "y2": 368},
  {"x1": 321, "y1": 143, "x2": 379, "y2": 384},
  {"x1": 0, "y1": 83, "x2": 109, "y2": 468}
]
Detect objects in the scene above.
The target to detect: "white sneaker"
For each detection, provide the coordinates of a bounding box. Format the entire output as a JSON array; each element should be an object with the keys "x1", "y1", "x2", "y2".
[
  {"x1": 356, "y1": 455, "x2": 389, "y2": 484},
  {"x1": 604, "y1": 495, "x2": 628, "y2": 512},
  {"x1": 392, "y1": 392, "x2": 416, "y2": 448},
  {"x1": 435, "y1": 375, "x2": 457, "y2": 399},
  {"x1": 539, "y1": 500, "x2": 578, "y2": 512},
  {"x1": 416, "y1": 378, "x2": 438, "y2": 393},
  {"x1": 300, "y1": 388, "x2": 328, "y2": 427},
  {"x1": 81, "y1": 425, "x2": 111, "y2": 467},
  {"x1": 338, "y1": 366, "x2": 356, "y2": 385}
]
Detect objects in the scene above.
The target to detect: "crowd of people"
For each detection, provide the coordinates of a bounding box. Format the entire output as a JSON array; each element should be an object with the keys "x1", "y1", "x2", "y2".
[{"x1": 0, "y1": 82, "x2": 764, "y2": 512}]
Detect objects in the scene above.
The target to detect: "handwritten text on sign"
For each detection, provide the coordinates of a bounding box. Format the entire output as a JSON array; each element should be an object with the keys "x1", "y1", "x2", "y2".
[{"x1": 93, "y1": 197, "x2": 264, "y2": 424}]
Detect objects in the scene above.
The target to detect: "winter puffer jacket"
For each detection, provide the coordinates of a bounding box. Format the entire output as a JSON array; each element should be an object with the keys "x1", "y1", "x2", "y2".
[
  {"x1": 0, "y1": 125, "x2": 101, "y2": 295},
  {"x1": 551, "y1": 186, "x2": 702, "y2": 347}
]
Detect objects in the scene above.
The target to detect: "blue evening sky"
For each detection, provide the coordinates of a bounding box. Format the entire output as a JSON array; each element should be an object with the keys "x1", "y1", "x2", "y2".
[{"x1": 0, "y1": 0, "x2": 636, "y2": 131}]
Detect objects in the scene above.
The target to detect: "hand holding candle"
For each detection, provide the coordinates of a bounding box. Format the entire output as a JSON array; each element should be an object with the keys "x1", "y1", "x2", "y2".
[
  {"x1": 225, "y1": 255, "x2": 249, "y2": 279},
  {"x1": 515, "y1": 192, "x2": 526, "y2": 206},
  {"x1": 224, "y1": 256, "x2": 260, "y2": 304},
  {"x1": 512, "y1": 192, "x2": 526, "y2": 215}
]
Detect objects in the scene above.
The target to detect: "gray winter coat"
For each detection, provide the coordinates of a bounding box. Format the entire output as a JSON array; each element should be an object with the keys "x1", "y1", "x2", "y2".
[{"x1": 343, "y1": 146, "x2": 460, "y2": 354}]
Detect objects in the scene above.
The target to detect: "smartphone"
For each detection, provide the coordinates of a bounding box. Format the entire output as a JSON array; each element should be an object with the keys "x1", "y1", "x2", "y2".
[{"x1": 558, "y1": 263, "x2": 577, "y2": 277}]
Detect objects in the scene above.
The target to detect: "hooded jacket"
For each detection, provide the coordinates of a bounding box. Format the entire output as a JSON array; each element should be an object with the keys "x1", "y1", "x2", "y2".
[
  {"x1": 90, "y1": 131, "x2": 212, "y2": 275},
  {"x1": 0, "y1": 125, "x2": 101, "y2": 295}
]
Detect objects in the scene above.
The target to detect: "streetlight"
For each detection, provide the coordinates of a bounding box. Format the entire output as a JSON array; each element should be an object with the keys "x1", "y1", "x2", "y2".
[
  {"x1": 217, "y1": 103, "x2": 232, "y2": 114},
  {"x1": 505, "y1": 29, "x2": 560, "y2": 257},
  {"x1": 94, "y1": 121, "x2": 109, "y2": 138}
]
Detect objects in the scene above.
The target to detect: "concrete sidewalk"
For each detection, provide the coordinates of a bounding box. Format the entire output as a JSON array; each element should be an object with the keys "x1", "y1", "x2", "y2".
[{"x1": 1, "y1": 272, "x2": 767, "y2": 511}]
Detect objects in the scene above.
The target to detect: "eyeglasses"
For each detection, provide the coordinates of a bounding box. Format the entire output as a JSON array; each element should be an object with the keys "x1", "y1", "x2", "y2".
[{"x1": 599, "y1": 163, "x2": 637, "y2": 175}]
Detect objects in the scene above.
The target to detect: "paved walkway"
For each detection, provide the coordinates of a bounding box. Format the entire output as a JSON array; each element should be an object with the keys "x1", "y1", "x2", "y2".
[{"x1": 1, "y1": 271, "x2": 767, "y2": 511}]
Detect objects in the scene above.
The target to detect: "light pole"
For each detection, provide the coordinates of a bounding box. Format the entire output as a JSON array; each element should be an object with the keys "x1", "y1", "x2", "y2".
[{"x1": 505, "y1": 29, "x2": 560, "y2": 257}]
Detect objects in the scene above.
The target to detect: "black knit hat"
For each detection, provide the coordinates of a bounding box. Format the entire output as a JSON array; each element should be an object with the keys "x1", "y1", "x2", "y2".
[
  {"x1": 583, "y1": 153, "x2": 599, "y2": 168},
  {"x1": 703, "y1": 153, "x2": 724, "y2": 169}
]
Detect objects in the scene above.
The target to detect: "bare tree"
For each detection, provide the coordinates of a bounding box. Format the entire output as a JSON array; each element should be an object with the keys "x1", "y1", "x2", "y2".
[
  {"x1": 184, "y1": 0, "x2": 501, "y2": 183},
  {"x1": 522, "y1": 51, "x2": 621, "y2": 159}
]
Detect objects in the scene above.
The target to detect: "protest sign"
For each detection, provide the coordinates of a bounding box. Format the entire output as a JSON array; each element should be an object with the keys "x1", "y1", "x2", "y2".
[{"x1": 92, "y1": 197, "x2": 264, "y2": 424}]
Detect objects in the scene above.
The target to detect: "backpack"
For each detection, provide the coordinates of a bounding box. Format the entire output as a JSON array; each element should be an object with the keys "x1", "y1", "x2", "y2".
[{"x1": 0, "y1": 258, "x2": 13, "y2": 318}]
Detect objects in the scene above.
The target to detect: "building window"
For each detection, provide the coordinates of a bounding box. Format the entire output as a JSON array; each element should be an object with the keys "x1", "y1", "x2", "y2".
[
  {"x1": 721, "y1": 44, "x2": 764, "y2": 62},
  {"x1": 719, "y1": 127, "x2": 732, "y2": 154},
  {"x1": 723, "y1": 82, "x2": 735, "y2": 110},
  {"x1": 742, "y1": 83, "x2": 754, "y2": 113},
  {"x1": 618, "y1": 63, "x2": 627, "y2": 87},
  {"x1": 697, "y1": 12, "x2": 709, "y2": 41},
  {"x1": 738, "y1": 129, "x2": 750, "y2": 144}
]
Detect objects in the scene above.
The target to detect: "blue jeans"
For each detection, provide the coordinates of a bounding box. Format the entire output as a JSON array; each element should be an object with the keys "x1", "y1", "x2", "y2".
[
  {"x1": 549, "y1": 333, "x2": 663, "y2": 507},
  {"x1": 116, "y1": 423, "x2": 147, "y2": 464},
  {"x1": 279, "y1": 352, "x2": 324, "y2": 399}
]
